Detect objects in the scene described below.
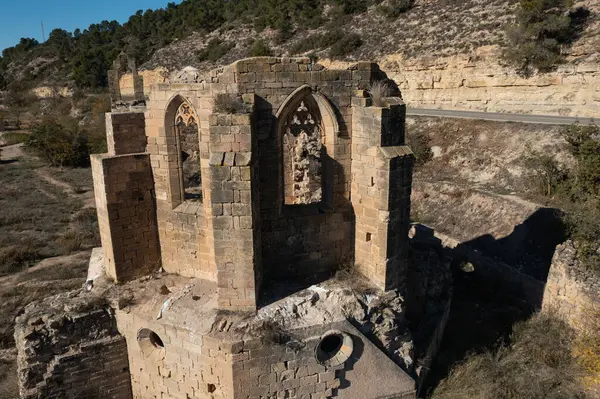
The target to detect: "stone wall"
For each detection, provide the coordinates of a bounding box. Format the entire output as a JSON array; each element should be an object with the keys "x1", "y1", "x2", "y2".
[
  {"x1": 208, "y1": 111, "x2": 262, "y2": 310},
  {"x1": 143, "y1": 58, "x2": 410, "y2": 287},
  {"x1": 542, "y1": 240, "x2": 600, "y2": 326},
  {"x1": 114, "y1": 310, "x2": 235, "y2": 399},
  {"x1": 228, "y1": 333, "x2": 339, "y2": 399},
  {"x1": 351, "y1": 96, "x2": 414, "y2": 290},
  {"x1": 221, "y1": 321, "x2": 416, "y2": 399},
  {"x1": 145, "y1": 87, "x2": 216, "y2": 280},
  {"x1": 91, "y1": 153, "x2": 161, "y2": 282},
  {"x1": 102, "y1": 57, "x2": 413, "y2": 309},
  {"x1": 106, "y1": 111, "x2": 147, "y2": 156},
  {"x1": 15, "y1": 295, "x2": 132, "y2": 399}
]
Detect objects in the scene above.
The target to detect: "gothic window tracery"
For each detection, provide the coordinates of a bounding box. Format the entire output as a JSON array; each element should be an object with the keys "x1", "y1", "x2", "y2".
[
  {"x1": 282, "y1": 98, "x2": 323, "y2": 205},
  {"x1": 175, "y1": 101, "x2": 201, "y2": 201}
]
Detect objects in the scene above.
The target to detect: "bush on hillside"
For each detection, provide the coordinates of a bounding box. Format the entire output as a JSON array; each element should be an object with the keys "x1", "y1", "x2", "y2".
[
  {"x1": 377, "y1": 0, "x2": 415, "y2": 19},
  {"x1": 522, "y1": 125, "x2": 599, "y2": 271},
  {"x1": 198, "y1": 38, "x2": 234, "y2": 62},
  {"x1": 503, "y1": 0, "x2": 590, "y2": 75},
  {"x1": 250, "y1": 39, "x2": 273, "y2": 57},
  {"x1": 291, "y1": 30, "x2": 346, "y2": 54},
  {"x1": 26, "y1": 118, "x2": 90, "y2": 167},
  {"x1": 329, "y1": 33, "x2": 363, "y2": 57},
  {"x1": 523, "y1": 149, "x2": 567, "y2": 197},
  {"x1": 431, "y1": 313, "x2": 585, "y2": 399},
  {"x1": 407, "y1": 131, "x2": 433, "y2": 166},
  {"x1": 561, "y1": 124, "x2": 600, "y2": 198}
]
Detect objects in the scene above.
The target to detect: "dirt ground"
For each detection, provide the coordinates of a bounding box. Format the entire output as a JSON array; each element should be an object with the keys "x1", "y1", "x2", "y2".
[{"x1": 0, "y1": 137, "x2": 97, "y2": 398}]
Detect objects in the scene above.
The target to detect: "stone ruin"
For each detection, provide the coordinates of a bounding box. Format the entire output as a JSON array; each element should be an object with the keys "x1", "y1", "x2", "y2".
[
  {"x1": 15, "y1": 57, "x2": 451, "y2": 399},
  {"x1": 108, "y1": 52, "x2": 145, "y2": 109}
]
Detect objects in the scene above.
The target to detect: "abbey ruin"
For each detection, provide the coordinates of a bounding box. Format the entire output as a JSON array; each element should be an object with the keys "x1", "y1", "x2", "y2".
[{"x1": 14, "y1": 57, "x2": 446, "y2": 399}]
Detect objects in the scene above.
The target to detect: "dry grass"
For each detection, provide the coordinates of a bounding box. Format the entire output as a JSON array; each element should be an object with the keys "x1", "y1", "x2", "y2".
[
  {"x1": 368, "y1": 81, "x2": 392, "y2": 107},
  {"x1": 430, "y1": 312, "x2": 586, "y2": 399},
  {"x1": 573, "y1": 303, "x2": 600, "y2": 392},
  {"x1": 0, "y1": 155, "x2": 96, "y2": 347},
  {"x1": 333, "y1": 259, "x2": 378, "y2": 294},
  {"x1": 0, "y1": 157, "x2": 96, "y2": 275}
]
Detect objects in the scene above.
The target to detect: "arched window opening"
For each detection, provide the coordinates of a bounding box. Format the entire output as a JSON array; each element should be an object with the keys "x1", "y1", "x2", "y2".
[
  {"x1": 282, "y1": 98, "x2": 323, "y2": 205},
  {"x1": 175, "y1": 101, "x2": 201, "y2": 201}
]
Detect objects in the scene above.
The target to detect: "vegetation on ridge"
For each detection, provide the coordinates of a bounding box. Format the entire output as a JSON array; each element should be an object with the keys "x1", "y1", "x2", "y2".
[
  {"x1": 503, "y1": 0, "x2": 591, "y2": 74},
  {"x1": 525, "y1": 124, "x2": 600, "y2": 271}
]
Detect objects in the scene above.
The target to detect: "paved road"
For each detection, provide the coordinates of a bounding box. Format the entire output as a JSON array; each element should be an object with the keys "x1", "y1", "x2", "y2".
[{"x1": 406, "y1": 108, "x2": 598, "y2": 125}]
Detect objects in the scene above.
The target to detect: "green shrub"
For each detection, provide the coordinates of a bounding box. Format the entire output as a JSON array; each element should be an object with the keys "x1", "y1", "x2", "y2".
[
  {"x1": 523, "y1": 149, "x2": 567, "y2": 196},
  {"x1": 503, "y1": 0, "x2": 590, "y2": 74},
  {"x1": 291, "y1": 30, "x2": 346, "y2": 54},
  {"x1": 26, "y1": 118, "x2": 90, "y2": 167},
  {"x1": 198, "y1": 38, "x2": 234, "y2": 62},
  {"x1": 333, "y1": 0, "x2": 368, "y2": 14},
  {"x1": 0, "y1": 132, "x2": 28, "y2": 146},
  {"x1": 377, "y1": 0, "x2": 415, "y2": 19},
  {"x1": 250, "y1": 39, "x2": 272, "y2": 57},
  {"x1": 0, "y1": 245, "x2": 39, "y2": 275},
  {"x1": 407, "y1": 131, "x2": 433, "y2": 166},
  {"x1": 561, "y1": 124, "x2": 600, "y2": 197},
  {"x1": 329, "y1": 33, "x2": 363, "y2": 57},
  {"x1": 550, "y1": 124, "x2": 600, "y2": 271}
]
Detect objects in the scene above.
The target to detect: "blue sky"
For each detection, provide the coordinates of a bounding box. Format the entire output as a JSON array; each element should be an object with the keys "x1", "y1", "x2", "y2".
[{"x1": 0, "y1": 0, "x2": 181, "y2": 52}]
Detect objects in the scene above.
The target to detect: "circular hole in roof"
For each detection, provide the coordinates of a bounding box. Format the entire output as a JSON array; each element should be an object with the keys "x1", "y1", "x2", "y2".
[
  {"x1": 315, "y1": 330, "x2": 353, "y2": 367},
  {"x1": 137, "y1": 328, "x2": 165, "y2": 357}
]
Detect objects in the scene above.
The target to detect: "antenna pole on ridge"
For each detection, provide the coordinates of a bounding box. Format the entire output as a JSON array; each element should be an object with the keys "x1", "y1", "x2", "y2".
[{"x1": 41, "y1": 21, "x2": 45, "y2": 42}]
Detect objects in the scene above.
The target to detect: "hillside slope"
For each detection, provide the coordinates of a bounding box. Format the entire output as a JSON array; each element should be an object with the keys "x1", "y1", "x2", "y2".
[{"x1": 1, "y1": 0, "x2": 599, "y2": 87}]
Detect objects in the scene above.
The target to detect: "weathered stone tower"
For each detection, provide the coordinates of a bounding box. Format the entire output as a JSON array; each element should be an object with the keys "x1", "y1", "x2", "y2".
[{"x1": 16, "y1": 57, "x2": 417, "y2": 399}]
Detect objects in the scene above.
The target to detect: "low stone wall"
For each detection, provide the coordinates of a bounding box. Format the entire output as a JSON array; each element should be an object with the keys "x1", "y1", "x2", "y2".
[
  {"x1": 542, "y1": 240, "x2": 600, "y2": 327},
  {"x1": 15, "y1": 293, "x2": 132, "y2": 399}
]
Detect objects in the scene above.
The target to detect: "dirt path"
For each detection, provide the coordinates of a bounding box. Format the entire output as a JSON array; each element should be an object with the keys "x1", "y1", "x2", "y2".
[
  {"x1": 35, "y1": 169, "x2": 96, "y2": 209},
  {"x1": 0, "y1": 143, "x2": 23, "y2": 162},
  {"x1": 35, "y1": 169, "x2": 76, "y2": 193}
]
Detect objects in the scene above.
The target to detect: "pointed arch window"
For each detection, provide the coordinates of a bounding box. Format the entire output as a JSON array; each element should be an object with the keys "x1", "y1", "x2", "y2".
[
  {"x1": 175, "y1": 101, "x2": 201, "y2": 201},
  {"x1": 282, "y1": 97, "x2": 323, "y2": 205}
]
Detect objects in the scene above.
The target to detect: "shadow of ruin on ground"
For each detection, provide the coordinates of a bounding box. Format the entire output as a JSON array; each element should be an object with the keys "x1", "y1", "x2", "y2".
[{"x1": 412, "y1": 206, "x2": 567, "y2": 396}]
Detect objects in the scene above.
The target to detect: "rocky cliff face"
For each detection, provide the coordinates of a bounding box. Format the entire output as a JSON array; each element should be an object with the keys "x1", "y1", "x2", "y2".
[{"x1": 381, "y1": 50, "x2": 600, "y2": 117}]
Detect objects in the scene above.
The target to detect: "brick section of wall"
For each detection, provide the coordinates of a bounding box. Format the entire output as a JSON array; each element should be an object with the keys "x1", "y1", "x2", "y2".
[
  {"x1": 92, "y1": 153, "x2": 160, "y2": 282},
  {"x1": 543, "y1": 240, "x2": 600, "y2": 327},
  {"x1": 16, "y1": 304, "x2": 132, "y2": 399},
  {"x1": 115, "y1": 311, "x2": 234, "y2": 399},
  {"x1": 208, "y1": 112, "x2": 262, "y2": 311},
  {"x1": 106, "y1": 111, "x2": 147, "y2": 156},
  {"x1": 145, "y1": 87, "x2": 218, "y2": 280},
  {"x1": 228, "y1": 58, "x2": 377, "y2": 280},
  {"x1": 140, "y1": 57, "x2": 409, "y2": 294},
  {"x1": 229, "y1": 336, "x2": 339, "y2": 399},
  {"x1": 351, "y1": 98, "x2": 414, "y2": 290}
]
